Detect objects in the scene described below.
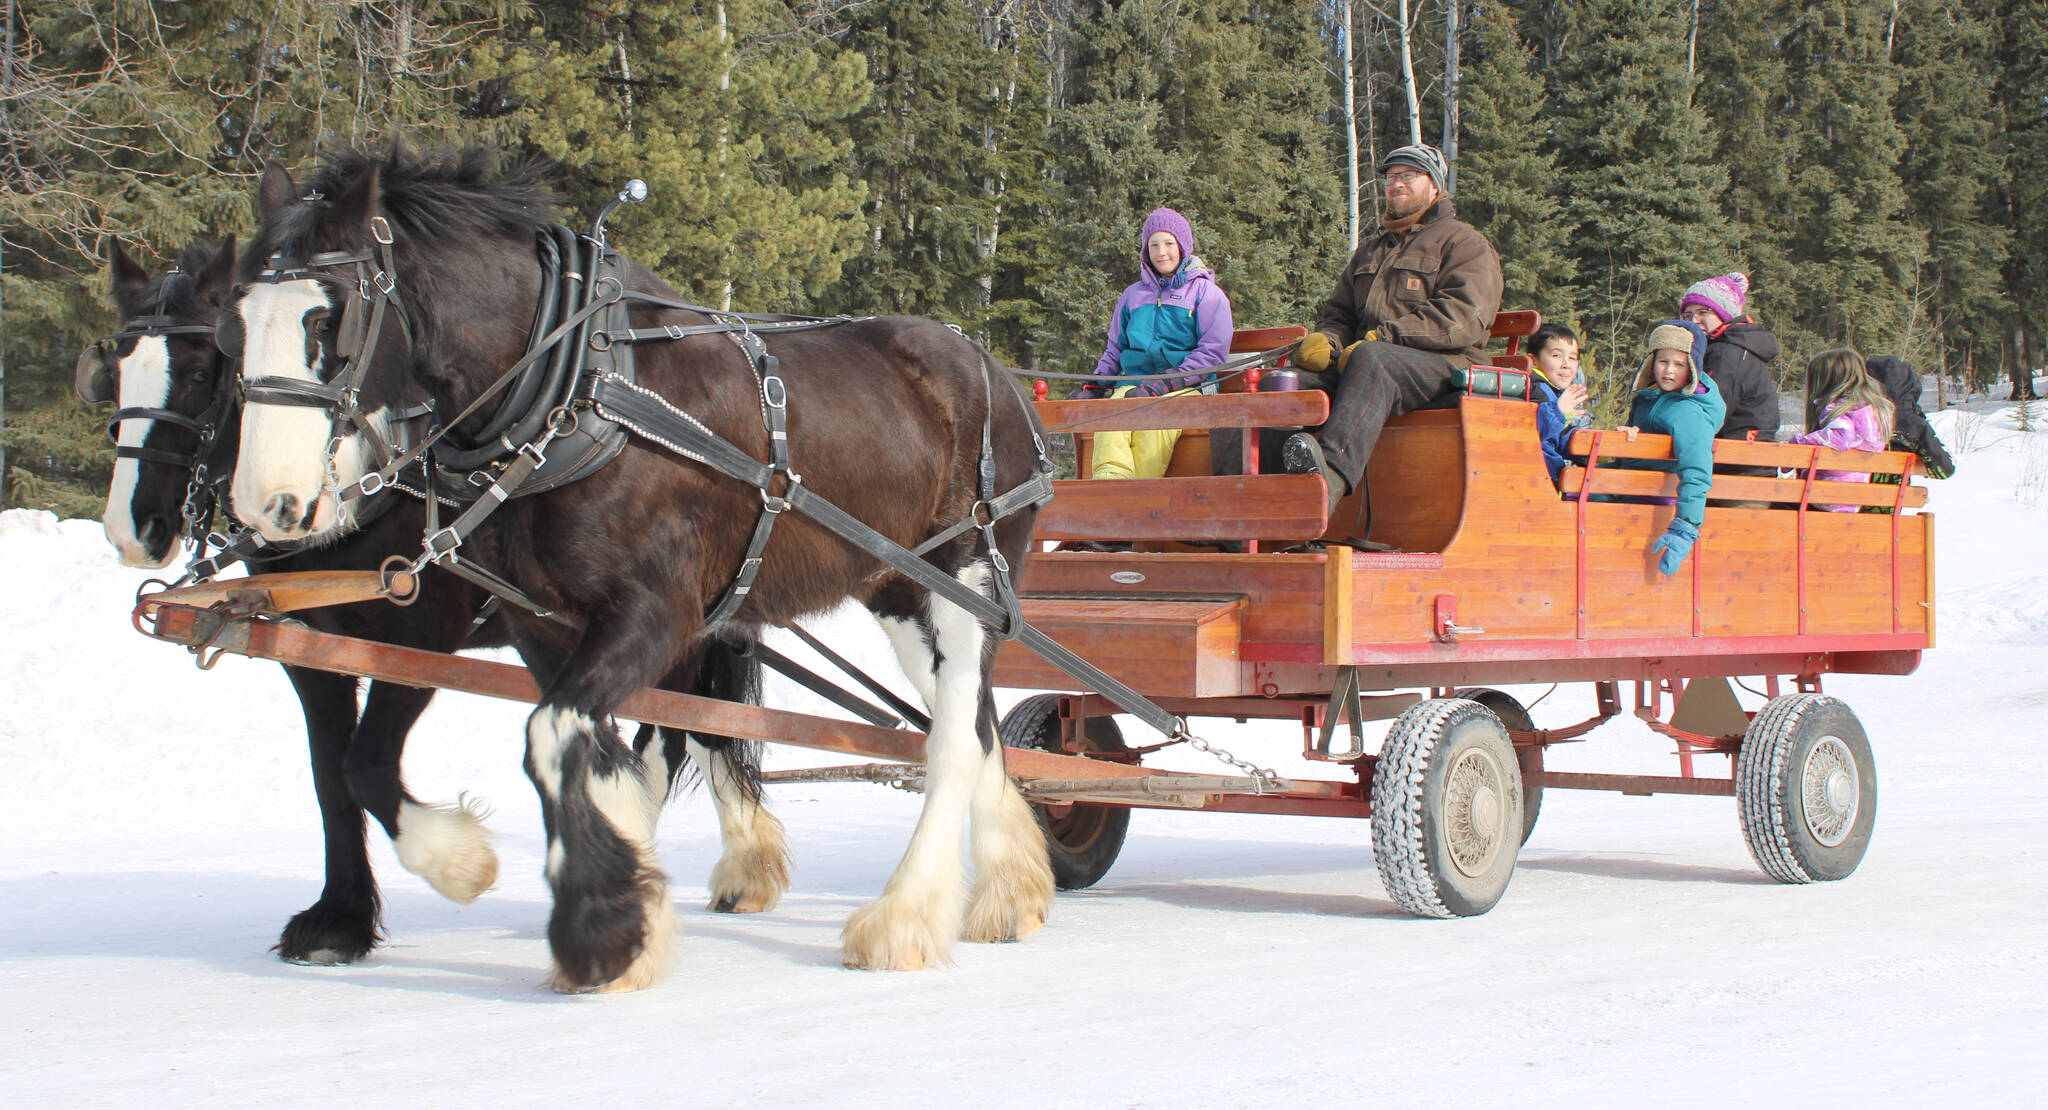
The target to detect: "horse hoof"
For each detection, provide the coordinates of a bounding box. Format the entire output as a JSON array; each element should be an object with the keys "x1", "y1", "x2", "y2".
[
  {"x1": 275, "y1": 903, "x2": 377, "y2": 965},
  {"x1": 395, "y1": 799, "x2": 499, "y2": 904},
  {"x1": 706, "y1": 811, "x2": 791, "y2": 914},
  {"x1": 841, "y1": 896, "x2": 952, "y2": 971}
]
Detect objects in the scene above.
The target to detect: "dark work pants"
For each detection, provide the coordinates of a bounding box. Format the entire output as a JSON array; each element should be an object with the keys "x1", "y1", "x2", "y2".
[{"x1": 1313, "y1": 341, "x2": 1460, "y2": 489}]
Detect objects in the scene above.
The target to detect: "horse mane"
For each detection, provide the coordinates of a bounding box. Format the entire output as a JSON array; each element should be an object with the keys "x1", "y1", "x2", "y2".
[{"x1": 252, "y1": 144, "x2": 563, "y2": 263}]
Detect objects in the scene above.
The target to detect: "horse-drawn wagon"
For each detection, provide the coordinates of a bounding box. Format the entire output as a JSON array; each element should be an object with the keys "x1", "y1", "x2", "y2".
[{"x1": 92, "y1": 149, "x2": 1930, "y2": 990}]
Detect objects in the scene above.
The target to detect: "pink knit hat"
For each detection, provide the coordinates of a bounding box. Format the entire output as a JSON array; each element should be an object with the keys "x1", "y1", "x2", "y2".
[{"x1": 1679, "y1": 272, "x2": 1748, "y2": 325}]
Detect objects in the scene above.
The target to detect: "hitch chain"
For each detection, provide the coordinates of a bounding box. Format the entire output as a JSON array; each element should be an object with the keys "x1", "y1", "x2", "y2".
[{"x1": 1171, "y1": 718, "x2": 1284, "y2": 792}]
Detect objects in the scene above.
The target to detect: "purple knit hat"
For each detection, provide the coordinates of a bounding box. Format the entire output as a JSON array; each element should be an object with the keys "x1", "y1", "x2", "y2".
[
  {"x1": 1140, "y1": 207, "x2": 1194, "y2": 263},
  {"x1": 1679, "y1": 272, "x2": 1749, "y2": 325}
]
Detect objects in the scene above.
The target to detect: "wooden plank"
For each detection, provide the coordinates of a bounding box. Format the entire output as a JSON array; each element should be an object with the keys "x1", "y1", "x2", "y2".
[
  {"x1": 1036, "y1": 390, "x2": 1328, "y2": 433},
  {"x1": 1558, "y1": 465, "x2": 1928, "y2": 508},
  {"x1": 1564, "y1": 428, "x2": 1920, "y2": 475},
  {"x1": 1323, "y1": 545, "x2": 1354, "y2": 664},
  {"x1": 1037, "y1": 473, "x2": 1330, "y2": 541},
  {"x1": 1490, "y1": 310, "x2": 1542, "y2": 340}
]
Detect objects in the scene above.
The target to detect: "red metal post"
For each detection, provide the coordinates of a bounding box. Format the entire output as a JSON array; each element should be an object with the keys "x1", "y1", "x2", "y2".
[
  {"x1": 1797, "y1": 445, "x2": 1819, "y2": 635},
  {"x1": 1576, "y1": 432, "x2": 1603, "y2": 640},
  {"x1": 1891, "y1": 454, "x2": 1916, "y2": 634}
]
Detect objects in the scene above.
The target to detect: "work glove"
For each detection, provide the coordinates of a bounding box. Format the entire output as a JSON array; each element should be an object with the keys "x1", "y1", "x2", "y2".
[
  {"x1": 1295, "y1": 332, "x2": 1336, "y2": 372},
  {"x1": 1071, "y1": 382, "x2": 1107, "y2": 400},
  {"x1": 1651, "y1": 517, "x2": 1698, "y2": 576}
]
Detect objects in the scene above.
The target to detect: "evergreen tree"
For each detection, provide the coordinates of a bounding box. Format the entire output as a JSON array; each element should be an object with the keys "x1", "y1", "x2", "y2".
[
  {"x1": 1455, "y1": 3, "x2": 1576, "y2": 321},
  {"x1": 1543, "y1": 0, "x2": 1731, "y2": 395},
  {"x1": 1777, "y1": 1, "x2": 1922, "y2": 358},
  {"x1": 1995, "y1": 0, "x2": 2048, "y2": 397},
  {"x1": 473, "y1": 0, "x2": 872, "y2": 309},
  {"x1": 1694, "y1": 0, "x2": 1798, "y2": 364},
  {"x1": 1891, "y1": 0, "x2": 2010, "y2": 383},
  {"x1": 808, "y1": 1, "x2": 1041, "y2": 339}
]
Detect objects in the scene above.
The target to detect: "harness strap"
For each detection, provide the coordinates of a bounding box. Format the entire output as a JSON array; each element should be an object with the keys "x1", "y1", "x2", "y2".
[
  {"x1": 589, "y1": 370, "x2": 1181, "y2": 739},
  {"x1": 702, "y1": 335, "x2": 797, "y2": 632},
  {"x1": 598, "y1": 314, "x2": 860, "y2": 346}
]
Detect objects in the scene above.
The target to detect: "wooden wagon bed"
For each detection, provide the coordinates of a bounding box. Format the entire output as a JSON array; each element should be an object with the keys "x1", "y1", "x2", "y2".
[{"x1": 995, "y1": 393, "x2": 1931, "y2": 700}]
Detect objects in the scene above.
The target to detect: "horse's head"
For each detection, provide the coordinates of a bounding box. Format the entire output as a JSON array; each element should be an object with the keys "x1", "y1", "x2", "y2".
[
  {"x1": 79, "y1": 236, "x2": 239, "y2": 567},
  {"x1": 226, "y1": 148, "x2": 554, "y2": 543},
  {"x1": 224, "y1": 156, "x2": 429, "y2": 543}
]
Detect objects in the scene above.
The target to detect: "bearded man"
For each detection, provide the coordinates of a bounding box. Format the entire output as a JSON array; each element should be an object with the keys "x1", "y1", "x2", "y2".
[{"x1": 1283, "y1": 144, "x2": 1504, "y2": 512}]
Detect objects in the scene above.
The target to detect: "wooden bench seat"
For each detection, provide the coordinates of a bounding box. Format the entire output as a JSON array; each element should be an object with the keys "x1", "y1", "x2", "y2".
[{"x1": 1034, "y1": 473, "x2": 1331, "y2": 542}]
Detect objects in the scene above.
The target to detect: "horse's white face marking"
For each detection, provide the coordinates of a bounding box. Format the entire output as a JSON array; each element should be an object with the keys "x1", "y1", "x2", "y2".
[
  {"x1": 230, "y1": 280, "x2": 361, "y2": 542},
  {"x1": 102, "y1": 336, "x2": 176, "y2": 568}
]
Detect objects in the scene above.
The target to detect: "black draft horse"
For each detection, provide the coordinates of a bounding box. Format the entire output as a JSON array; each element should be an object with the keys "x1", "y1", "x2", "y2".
[
  {"x1": 223, "y1": 147, "x2": 1054, "y2": 990},
  {"x1": 81, "y1": 235, "x2": 790, "y2": 967}
]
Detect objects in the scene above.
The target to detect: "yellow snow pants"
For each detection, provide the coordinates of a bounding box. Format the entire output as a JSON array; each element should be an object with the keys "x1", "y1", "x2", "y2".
[{"x1": 1090, "y1": 385, "x2": 1198, "y2": 480}]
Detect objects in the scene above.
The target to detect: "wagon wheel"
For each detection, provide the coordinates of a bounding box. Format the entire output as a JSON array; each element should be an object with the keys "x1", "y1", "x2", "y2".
[
  {"x1": 999, "y1": 694, "x2": 1132, "y2": 890},
  {"x1": 1736, "y1": 694, "x2": 1878, "y2": 883},
  {"x1": 1371, "y1": 697, "x2": 1524, "y2": 918},
  {"x1": 1455, "y1": 687, "x2": 1543, "y2": 846}
]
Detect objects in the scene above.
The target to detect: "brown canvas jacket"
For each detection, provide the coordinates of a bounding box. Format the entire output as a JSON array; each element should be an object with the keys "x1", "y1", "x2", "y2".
[{"x1": 1312, "y1": 197, "x2": 1503, "y2": 369}]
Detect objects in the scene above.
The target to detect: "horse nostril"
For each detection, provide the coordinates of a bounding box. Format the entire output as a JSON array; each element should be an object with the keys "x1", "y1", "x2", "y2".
[
  {"x1": 138, "y1": 515, "x2": 166, "y2": 552},
  {"x1": 266, "y1": 493, "x2": 302, "y2": 530}
]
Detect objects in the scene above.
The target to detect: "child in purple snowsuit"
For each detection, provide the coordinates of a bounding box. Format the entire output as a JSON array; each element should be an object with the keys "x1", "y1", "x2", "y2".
[{"x1": 1078, "y1": 207, "x2": 1234, "y2": 479}]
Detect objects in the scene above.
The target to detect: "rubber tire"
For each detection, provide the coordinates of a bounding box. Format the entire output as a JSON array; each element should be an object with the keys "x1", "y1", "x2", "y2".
[
  {"x1": 1736, "y1": 693, "x2": 1878, "y2": 883},
  {"x1": 1455, "y1": 688, "x2": 1543, "y2": 845},
  {"x1": 1371, "y1": 698, "x2": 1525, "y2": 918},
  {"x1": 999, "y1": 694, "x2": 1131, "y2": 890}
]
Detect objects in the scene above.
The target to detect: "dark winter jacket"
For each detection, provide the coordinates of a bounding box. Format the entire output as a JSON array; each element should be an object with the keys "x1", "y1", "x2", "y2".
[
  {"x1": 1867, "y1": 355, "x2": 1956, "y2": 478},
  {"x1": 1701, "y1": 316, "x2": 1780, "y2": 444},
  {"x1": 1312, "y1": 197, "x2": 1504, "y2": 370}
]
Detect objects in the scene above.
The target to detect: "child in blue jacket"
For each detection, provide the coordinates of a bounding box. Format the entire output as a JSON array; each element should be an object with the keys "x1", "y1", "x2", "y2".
[
  {"x1": 1077, "y1": 207, "x2": 1234, "y2": 479},
  {"x1": 1528, "y1": 322, "x2": 1590, "y2": 482},
  {"x1": 1625, "y1": 320, "x2": 1725, "y2": 574}
]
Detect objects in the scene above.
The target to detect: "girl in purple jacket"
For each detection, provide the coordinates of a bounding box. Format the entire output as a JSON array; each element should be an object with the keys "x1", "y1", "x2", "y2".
[
  {"x1": 1791, "y1": 348, "x2": 1896, "y2": 512},
  {"x1": 1079, "y1": 207, "x2": 1234, "y2": 479}
]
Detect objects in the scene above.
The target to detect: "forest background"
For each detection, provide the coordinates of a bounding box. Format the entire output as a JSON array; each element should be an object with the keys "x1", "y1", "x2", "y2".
[{"x1": 3, "y1": 0, "x2": 2044, "y2": 516}]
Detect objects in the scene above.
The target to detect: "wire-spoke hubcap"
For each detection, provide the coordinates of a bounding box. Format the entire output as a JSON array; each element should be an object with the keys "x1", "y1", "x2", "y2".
[
  {"x1": 1801, "y1": 735, "x2": 1861, "y2": 847},
  {"x1": 1445, "y1": 746, "x2": 1509, "y2": 877}
]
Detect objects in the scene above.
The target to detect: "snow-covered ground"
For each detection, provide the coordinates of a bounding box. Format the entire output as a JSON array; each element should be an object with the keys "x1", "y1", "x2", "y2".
[{"x1": 4, "y1": 407, "x2": 2043, "y2": 1108}]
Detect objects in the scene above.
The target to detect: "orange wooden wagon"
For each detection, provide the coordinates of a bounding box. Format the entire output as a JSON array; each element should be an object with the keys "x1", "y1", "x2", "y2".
[
  {"x1": 132, "y1": 315, "x2": 1929, "y2": 920},
  {"x1": 988, "y1": 315, "x2": 1929, "y2": 915}
]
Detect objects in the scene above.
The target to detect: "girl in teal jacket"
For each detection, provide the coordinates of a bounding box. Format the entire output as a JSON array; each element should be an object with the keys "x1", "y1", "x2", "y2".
[{"x1": 1626, "y1": 320, "x2": 1725, "y2": 574}]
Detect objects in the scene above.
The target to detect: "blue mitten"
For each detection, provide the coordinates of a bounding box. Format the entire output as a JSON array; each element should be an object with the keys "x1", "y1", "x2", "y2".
[{"x1": 1651, "y1": 517, "x2": 1698, "y2": 575}]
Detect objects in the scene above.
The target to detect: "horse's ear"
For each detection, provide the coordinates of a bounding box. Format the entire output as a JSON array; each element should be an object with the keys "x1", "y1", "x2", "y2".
[
  {"x1": 334, "y1": 161, "x2": 384, "y2": 235},
  {"x1": 196, "y1": 234, "x2": 238, "y2": 302},
  {"x1": 108, "y1": 237, "x2": 150, "y2": 297},
  {"x1": 258, "y1": 160, "x2": 298, "y2": 222}
]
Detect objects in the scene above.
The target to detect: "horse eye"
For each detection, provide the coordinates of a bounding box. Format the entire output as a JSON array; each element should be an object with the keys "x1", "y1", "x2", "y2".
[{"x1": 190, "y1": 368, "x2": 212, "y2": 385}]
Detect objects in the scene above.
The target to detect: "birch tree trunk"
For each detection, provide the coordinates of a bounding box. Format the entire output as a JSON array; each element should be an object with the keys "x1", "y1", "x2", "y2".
[
  {"x1": 716, "y1": 0, "x2": 733, "y2": 312},
  {"x1": 1441, "y1": 0, "x2": 1459, "y2": 191},
  {"x1": 1342, "y1": 0, "x2": 1360, "y2": 248},
  {"x1": 1397, "y1": 0, "x2": 1421, "y2": 146}
]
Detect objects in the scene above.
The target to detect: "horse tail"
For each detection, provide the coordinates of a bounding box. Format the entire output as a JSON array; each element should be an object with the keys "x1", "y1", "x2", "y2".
[{"x1": 651, "y1": 637, "x2": 765, "y2": 805}]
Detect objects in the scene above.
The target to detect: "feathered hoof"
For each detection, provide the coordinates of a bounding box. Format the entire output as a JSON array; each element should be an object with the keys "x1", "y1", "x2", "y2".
[
  {"x1": 546, "y1": 888, "x2": 677, "y2": 994},
  {"x1": 395, "y1": 798, "x2": 500, "y2": 904},
  {"x1": 707, "y1": 810, "x2": 792, "y2": 914},
  {"x1": 275, "y1": 901, "x2": 379, "y2": 966},
  {"x1": 841, "y1": 895, "x2": 955, "y2": 971},
  {"x1": 962, "y1": 852, "x2": 1055, "y2": 943}
]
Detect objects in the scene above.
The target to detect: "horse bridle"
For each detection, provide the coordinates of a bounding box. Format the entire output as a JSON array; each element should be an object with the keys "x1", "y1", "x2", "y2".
[
  {"x1": 78, "y1": 267, "x2": 243, "y2": 543},
  {"x1": 238, "y1": 215, "x2": 416, "y2": 484}
]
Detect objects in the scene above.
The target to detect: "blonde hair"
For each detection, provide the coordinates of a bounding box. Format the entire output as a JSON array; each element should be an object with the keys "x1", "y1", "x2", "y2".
[{"x1": 1805, "y1": 348, "x2": 1895, "y2": 437}]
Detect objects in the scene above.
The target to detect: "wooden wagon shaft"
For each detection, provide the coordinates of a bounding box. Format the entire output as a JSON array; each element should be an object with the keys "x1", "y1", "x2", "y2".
[{"x1": 136, "y1": 601, "x2": 1342, "y2": 799}]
